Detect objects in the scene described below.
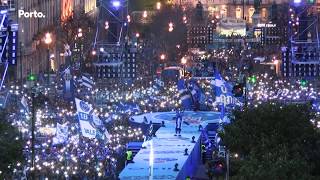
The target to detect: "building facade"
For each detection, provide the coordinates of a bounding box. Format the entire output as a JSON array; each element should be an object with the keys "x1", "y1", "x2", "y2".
[
  {"x1": 281, "y1": 0, "x2": 320, "y2": 77},
  {"x1": 187, "y1": 25, "x2": 214, "y2": 48},
  {"x1": 94, "y1": 49, "x2": 137, "y2": 79},
  {"x1": 15, "y1": 0, "x2": 65, "y2": 80},
  {"x1": 253, "y1": 23, "x2": 288, "y2": 46},
  {"x1": 178, "y1": 0, "x2": 290, "y2": 23},
  {"x1": 14, "y1": 0, "x2": 96, "y2": 80}
]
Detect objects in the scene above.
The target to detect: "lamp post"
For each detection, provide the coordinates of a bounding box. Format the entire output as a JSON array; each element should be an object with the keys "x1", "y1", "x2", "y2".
[
  {"x1": 156, "y1": 2, "x2": 161, "y2": 10},
  {"x1": 77, "y1": 28, "x2": 83, "y2": 70},
  {"x1": 181, "y1": 57, "x2": 187, "y2": 76},
  {"x1": 273, "y1": 59, "x2": 280, "y2": 76},
  {"x1": 168, "y1": 22, "x2": 174, "y2": 32},
  {"x1": 44, "y1": 33, "x2": 52, "y2": 85}
]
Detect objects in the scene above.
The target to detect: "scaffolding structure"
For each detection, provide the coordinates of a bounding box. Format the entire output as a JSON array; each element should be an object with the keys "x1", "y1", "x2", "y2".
[{"x1": 282, "y1": 0, "x2": 320, "y2": 77}]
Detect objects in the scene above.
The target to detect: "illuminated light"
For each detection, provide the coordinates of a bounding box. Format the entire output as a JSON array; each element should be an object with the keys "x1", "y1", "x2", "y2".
[
  {"x1": 181, "y1": 57, "x2": 187, "y2": 64},
  {"x1": 91, "y1": 50, "x2": 96, "y2": 55},
  {"x1": 44, "y1": 33, "x2": 52, "y2": 45},
  {"x1": 160, "y1": 54, "x2": 166, "y2": 60},
  {"x1": 143, "y1": 11, "x2": 147, "y2": 18},
  {"x1": 105, "y1": 21, "x2": 109, "y2": 29},
  {"x1": 112, "y1": 0, "x2": 121, "y2": 8},
  {"x1": 156, "y1": 2, "x2": 161, "y2": 10}
]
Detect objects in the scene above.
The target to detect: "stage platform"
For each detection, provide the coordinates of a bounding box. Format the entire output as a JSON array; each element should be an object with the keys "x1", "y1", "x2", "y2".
[{"x1": 119, "y1": 111, "x2": 221, "y2": 180}]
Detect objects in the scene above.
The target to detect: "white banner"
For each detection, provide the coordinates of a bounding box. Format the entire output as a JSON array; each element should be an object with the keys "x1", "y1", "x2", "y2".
[
  {"x1": 53, "y1": 123, "x2": 68, "y2": 145},
  {"x1": 75, "y1": 98, "x2": 108, "y2": 139}
]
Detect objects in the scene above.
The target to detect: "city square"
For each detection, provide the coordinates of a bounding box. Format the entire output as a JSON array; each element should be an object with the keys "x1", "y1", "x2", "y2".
[{"x1": 0, "y1": 0, "x2": 320, "y2": 179}]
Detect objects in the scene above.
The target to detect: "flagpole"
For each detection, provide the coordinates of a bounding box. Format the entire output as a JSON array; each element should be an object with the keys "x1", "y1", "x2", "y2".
[
  {"x1": 31, "y1": 92, "x2": 36, "y2": 179},
  {"x1": 244, "y1": 75, "x2": 247, "y2": 107}
]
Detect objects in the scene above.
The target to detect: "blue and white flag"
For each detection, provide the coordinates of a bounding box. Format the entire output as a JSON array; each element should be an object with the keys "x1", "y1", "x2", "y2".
[
  {"x1": 78, "y1": 74, "x2": 94, "y2": 89},
  {"x1": 177, "y1": 79, "x2": 193, "y2": 110},
  {"x1": 189, "y1": 80, "x2": 206, "y2": 106},
  {"x1": 117, "y1": 102, "x2": 141, "y2": 114},
  {"x1": 52, "y1": 123, "x2": 69, "y2": 145},
  {"x1": 62, "y1": 67, "x2": 74, "y2": 99},
  {"x1": 20, "y1": 96, "x2": 29, "y2": 112},
  {"x1": 212, "y1": 71, "x2": 236, "y2": 106},
  {"x1": 75, "y1": 98, "x2": 108, "y2": 139}
]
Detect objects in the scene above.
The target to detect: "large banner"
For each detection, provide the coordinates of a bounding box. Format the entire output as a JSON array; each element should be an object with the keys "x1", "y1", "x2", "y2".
[
  {"x1": 75, "y1": 98, "x2": 107, "y2": 139},
  {"x1": 63, "y1": 67, "x2": 74, "y2": 100},
  {"x1": 52, "y1": 123, "x2": 68, "y2": 145}
]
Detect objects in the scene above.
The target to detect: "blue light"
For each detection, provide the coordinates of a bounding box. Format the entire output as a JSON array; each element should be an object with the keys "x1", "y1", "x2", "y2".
[
  {"x1": 294, "y1": 0, "x2": 302, "y2": 4},
  {"x1": 112, "y1": 0, "x2": 121, "y2": 8}
]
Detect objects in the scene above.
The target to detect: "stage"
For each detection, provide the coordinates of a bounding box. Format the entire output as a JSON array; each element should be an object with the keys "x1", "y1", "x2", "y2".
[{"x1": 119, "y1": 111, "x2": 221, "y2": 180}]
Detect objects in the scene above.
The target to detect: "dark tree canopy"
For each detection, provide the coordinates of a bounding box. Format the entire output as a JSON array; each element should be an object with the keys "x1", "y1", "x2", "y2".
[
  {"x1": 147, "y1": 5, "x2": 187, "y2": 62},
  {"x1": 222, "y1": 103, "x2": 320, "y2": 179},
  {"x1": 129, "y1": 0, "x2": 160, "y2": 11},
  {"x1": 0, "y1": 110, "x2": 24, "y2": 178}
]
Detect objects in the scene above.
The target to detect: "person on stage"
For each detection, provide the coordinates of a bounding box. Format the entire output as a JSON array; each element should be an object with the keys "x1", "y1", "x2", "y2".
[{"x1": 175, "y1": 109, "x2": 184, "y2": 136}]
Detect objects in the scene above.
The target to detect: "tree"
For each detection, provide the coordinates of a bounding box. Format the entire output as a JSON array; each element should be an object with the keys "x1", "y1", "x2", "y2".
[
  {"x1": 129, "y1": 0, "x2": 160, "y2": 11},
  {"x1": 147, "y1": 5, "x2": 187, "y2": 63},
  {"x1": 0, "y1": 110, "x2": 24, "y2": 178},
  {"x1": 221, "y1": 103, "x2": 320, "y2": 179}
]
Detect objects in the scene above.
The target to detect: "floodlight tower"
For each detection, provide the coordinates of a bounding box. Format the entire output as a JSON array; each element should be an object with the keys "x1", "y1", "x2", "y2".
[
  {"x1": 0, "y1": 7, "x2": 17, "y2": 90},
  {"x1": 94, "y1": 0, "x2": 128, "y2": 49},
  {"x1": 282, "y1": 0, "x2": 319, "y2": 77}
]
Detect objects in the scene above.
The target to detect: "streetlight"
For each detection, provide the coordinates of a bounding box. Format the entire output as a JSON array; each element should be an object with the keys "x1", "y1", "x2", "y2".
[
  {"x1": 92, "y1": 50, "x2": 97, "y2": 56},
  {"x1": 77, "y1": 28, "x2": 83, "y2": 37},
  {"x1": 77, "y1": 28, "x2": 84, "y2": 70},
  {"x1": 43, "y1": 33, "x2": 52, "y2": 85},
  {"x1": 135, "y1": 33, "x2": 140, "y2": 38},
  {"x1": 143, "y1": 11, "x2": 148, "y2": 18},
  {"x1": 181, "y1": 57, "x2": 187, "y2": 75},
  {"x1": 105, "y1": 21, "x2": 109, "y2": 30},
  {"x1": 273, "y1": 59, "x2": 280, "y2": 76},
  {"x1": 156, "y1": 2, "x2": 161, "y2": 10},
  {"x1": 181, "y1": 57, "x2": 187, "y2": 64},
  {"x1": 168, "y1": 22, "x2": 174, "y2": 32},
  {"x1": 160, "y1": 54, "x2": 166, "y2": 60},
  {"x1": 183, "y1": 15, "x2": 187, "y2": 24},
  {"x1": 112, "y1": 0, "x2": 121, "y2": 8}
]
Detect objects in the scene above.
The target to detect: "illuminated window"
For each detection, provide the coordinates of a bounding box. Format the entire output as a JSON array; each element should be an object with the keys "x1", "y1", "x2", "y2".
[
  {"x1": 236, "y1": 7, "x2": 241, "y2": 19},
  {"x1": 248, "y1": 8, "x2": 255, "y2": 23}
]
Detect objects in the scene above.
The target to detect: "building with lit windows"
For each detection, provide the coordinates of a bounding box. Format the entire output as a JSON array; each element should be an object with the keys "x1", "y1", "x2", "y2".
[
  {"x1": 187, "y1": 25, "x2": 214, "y2": 48},
  {"x1": 253, "y1": 23, "x2": 288, "y2": 46},
  {"x1": 281, "y1": 0, "x2": 320, "y2": 77},
  {"x1": 12, "y1": 0, "x2": 96, "y2": 80},
  {"x1": 94, "y1": 49, "x2": 137, "y2": 79},
  {"x1": 177, "y1": 0, "x2": 291, "y2": 23}
]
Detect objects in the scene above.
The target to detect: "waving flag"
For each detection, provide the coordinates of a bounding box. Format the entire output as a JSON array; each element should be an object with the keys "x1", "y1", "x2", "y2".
[
  {"x1": 117, "y1": 102, "x2": 141, "y2": 114},
  {"x1": 75, "y1": 98, "x2": 108, "y2": 139},
  {"x1": 78, "y1": 74, "x2": 94, "y2": 89},
  {"x1": 21, "y1": 96, "x2": 29, "y2": 112},
  {"x1": 212, "y1": 71, "x2": 236, "y2": 107},
  {"x1": 62, "y1": 67, "x2": 74, "y2": 99},
  {"x1": 189, "y1": 79, "x2": 206, "y2": 106},
  {"x1": 177, "y1": 79, "x2": 193, "y2": 110},
  {"x1": 52, "y1": 123, "x2": 69, "y2": 145}
]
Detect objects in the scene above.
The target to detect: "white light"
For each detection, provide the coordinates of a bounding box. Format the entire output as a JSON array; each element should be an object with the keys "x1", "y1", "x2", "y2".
[
  {"x1": 143, "y1": 11, "x2": 147, "y2": 18},
  {"x1": 112, "y1": 1, "x2": 120, "y2": 8}
]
